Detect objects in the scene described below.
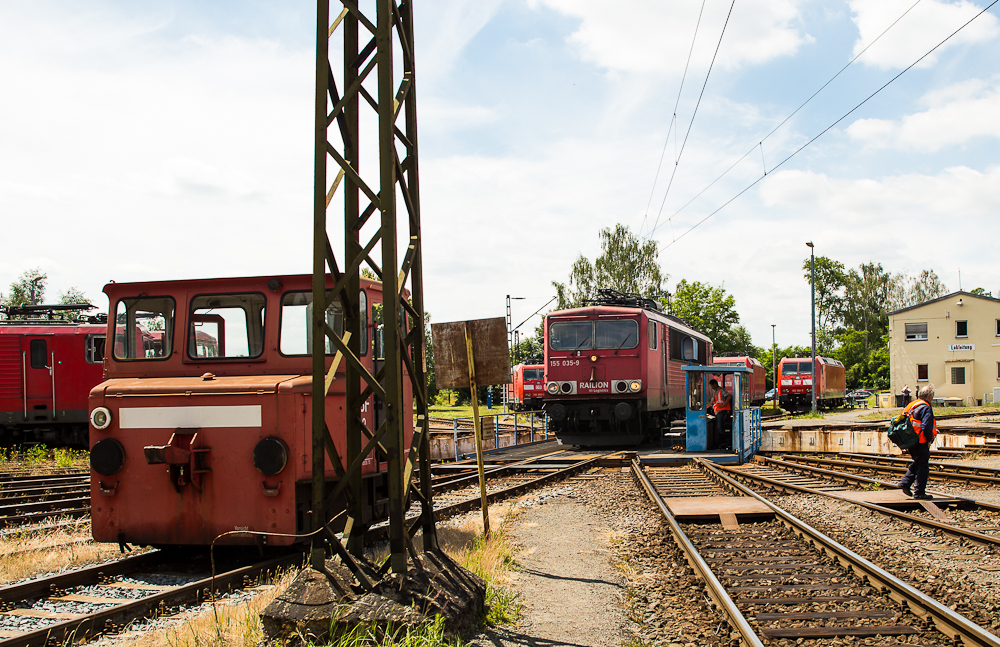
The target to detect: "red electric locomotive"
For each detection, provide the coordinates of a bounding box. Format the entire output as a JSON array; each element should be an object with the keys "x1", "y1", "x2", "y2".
[
  {"x1": 88, "y1": 274, "x2": 411, "y2": 547},
  {"x1": 507, "y1": 363, "x2": 544, "y2": 411},
  {"x1": 543, "y1": 289, "x2": 712, "y2": 446},
  {"x1": 777, "y1": 355, "x2": 846, "y2": 411},
  {"x1": 0, "y1": 306, "x2": 106, "y2": 447},
  {"x1": 712, "y1": 355, "x2": 766, "y2": 407}
]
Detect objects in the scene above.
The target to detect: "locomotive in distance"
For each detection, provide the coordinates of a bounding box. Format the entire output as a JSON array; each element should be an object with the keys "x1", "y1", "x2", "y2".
[
  {"x1": 777, "y1": 355, "x2": 847, "y2": 411},
  {"x1": 506, "y1": 362, "x2": 544, "y2": 411},
  {"x1": 0, "y1": 304, "x2": 107, "y2": 448},
  {"x1": 541, "y1": 289, "x2": 712, "y2": 446},
  {"x1": 711, "y1": 355, "x2": 767, "y2": 407},
  {"x1": 89, "y1": 274, "x2": 412, "y2": 548}
]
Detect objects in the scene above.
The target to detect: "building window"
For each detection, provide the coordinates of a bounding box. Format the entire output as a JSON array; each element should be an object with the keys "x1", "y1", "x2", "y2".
[
  {"x1": 917, "y1": 364, "x2": 928, "y2": 381},
  {"x1": 997, "y1": 362, "x2": 1000, "y2": 381},
  {"x1": 956, "y1": 321, "x2": 968, "y2": 338},
  {"x1": 904, "y1": 323, "x2": 928, "y2": 341},
  {"x1": 996, "y1": 319, "x2": 1000, "y2": 337},
  {"x1": 951, "y1": 366, "x2": 966, "y2": 385}
]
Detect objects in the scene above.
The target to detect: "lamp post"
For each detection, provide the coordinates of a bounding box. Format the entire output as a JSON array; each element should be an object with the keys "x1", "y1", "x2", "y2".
[
  {"x1": 771, "y1": 324, "x2": 776, "y2": 409},
  {"x1": 806, "y1": 241, "x2": 817, "y2": 414}
]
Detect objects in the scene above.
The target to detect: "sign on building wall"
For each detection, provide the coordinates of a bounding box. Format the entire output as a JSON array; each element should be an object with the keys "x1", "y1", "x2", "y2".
[{"x1": 948, "y1": 343, "x2": 975, "y2": 351}]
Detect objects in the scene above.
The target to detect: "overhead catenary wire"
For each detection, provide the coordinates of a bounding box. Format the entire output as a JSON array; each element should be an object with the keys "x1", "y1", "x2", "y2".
[
  {"x1": 647, "y1": 0, "x2": 926, "y2": 240},
  {"x1": 649, "y1": 0, "x2": 739, "y2": 240},
  {"x1": 659, "y1": 0, "x2": 1000, "y2": 251},
  {"x1": 639, "y1": 0, "x2": 709, "y2": 238}
]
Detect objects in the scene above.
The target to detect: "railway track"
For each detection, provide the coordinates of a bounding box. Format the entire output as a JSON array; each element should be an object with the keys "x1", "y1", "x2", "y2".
[
  {"x1": 767, "y1": 452, "x2": 1000, "y2": 487},
  {"x1": 632, "y1": 458, "x2": 1000, "y2": 646},
  {"x1": 0, "y1": 473, "x2": 90, "y2": 530},
  {"x1": 720, "y1": 455, "x2": 1000, "y2": 548},
  {"x1": 0, "y1": 549, "x2": 298, "y2": 647}
]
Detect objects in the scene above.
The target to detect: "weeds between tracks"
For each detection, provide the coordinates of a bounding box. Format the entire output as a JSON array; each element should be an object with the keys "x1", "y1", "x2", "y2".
[{"x1": 100, "y1": 505, "x2": 523, "y2": 647}]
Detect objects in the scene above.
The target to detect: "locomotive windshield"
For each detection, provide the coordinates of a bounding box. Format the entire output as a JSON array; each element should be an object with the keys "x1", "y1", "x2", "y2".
[
  {"x1": 279, "y1": 291, "x2": 344, "y2": 355},
  {"x1": 114, "y1": 297, "x2": 175, "y2": 360},
  {"x1": 783, "y1": 361, "x2": 813, "y2": 375},
  {"x1": 523, "y1": 368, "x2": 544, "y2": 380},
  {"x1": 188, "y1": 293, "x2": 266, "y2": 359},
  {"x1": 549, "y1": 319, "x2": 638, "y2": 351}
]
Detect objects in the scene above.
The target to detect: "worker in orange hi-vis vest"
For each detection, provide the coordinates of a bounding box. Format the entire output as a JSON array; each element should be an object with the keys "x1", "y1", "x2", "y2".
[
  {"x1": 897, "y1": 384, "x2": 939, "y2": 500},
  {"x1": 708, "y1": 378, "x2": 732, "y2": 451}
]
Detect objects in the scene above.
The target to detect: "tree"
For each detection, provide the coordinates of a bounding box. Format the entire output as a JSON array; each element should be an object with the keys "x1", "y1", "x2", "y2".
[
  {"x1": 888, "y1": 269, "x2": 948, "y2": 311},
  {"x1": 52, "y1": 287, "x2": 92, "y2": 322},
  {"x1": 970, "y1": 287, "x2": 991, "y2": 297},
  {"x1": 667, "y1": 279, "x2": 746, "y2": 355},
  {"x1": 553, "y1": 224, "x2": 668, "y2": 309},
  {"x1": 841, "y1": 262, "x2": 891, "y2": 352},
  {"x1": 802, "y1": 256, "x2": 845, "y2": 353},
  {"x1": 2, "y1": 268, "x2": 48, "y2": 310}
]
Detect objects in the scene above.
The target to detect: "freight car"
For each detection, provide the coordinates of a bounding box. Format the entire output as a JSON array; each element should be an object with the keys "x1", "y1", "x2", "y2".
[
  {"x1": 777, "y1": 355, "x2": 846, "y2": 411},
  {"x1": 0, "y1": 305, "x2": 106, "y2": 447},
  {"x1": 542, "y1": 289, "x2": 712, "y2": 446},
  {"x1": 88, "y1": 274, "x2": 411, "y2": 547},
  {"x1": 712, "y1": 355, "x2": 766, "y2": 407},
  {"x1": 506, "y1": 363, "x2": 544, "y2": 411}
]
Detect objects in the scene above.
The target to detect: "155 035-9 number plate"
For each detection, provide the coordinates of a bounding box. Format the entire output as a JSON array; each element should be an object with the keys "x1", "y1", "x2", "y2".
[{"x1": 552, "y1": 359, "x2": 580, "y2": 367}]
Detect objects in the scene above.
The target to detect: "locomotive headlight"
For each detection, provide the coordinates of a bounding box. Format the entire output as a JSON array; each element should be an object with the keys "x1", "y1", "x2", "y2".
[
  {"x1": 546, "y1": 382, "x2": 559, "y2": 395},
  {"x1": 628, "y1": 380, "x2": 642, "y2": 392},
  {"x1": 90, "y1": 407, "x2": 112, "y2": 430},
  {"x1": 91, "y1": 439, "x2": 126, "y2": 476},
  {"x1": 254, "y1": 437, "x2": 289, "y2": 476},
  {"x1": 590, "y1": 355, "x2": 598, "y2": 362}
]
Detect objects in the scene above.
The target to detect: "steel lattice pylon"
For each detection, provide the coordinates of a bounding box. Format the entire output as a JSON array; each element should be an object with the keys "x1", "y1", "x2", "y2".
[{"x1": 310, "y1": 0, "x2": 434, "y2": 577}]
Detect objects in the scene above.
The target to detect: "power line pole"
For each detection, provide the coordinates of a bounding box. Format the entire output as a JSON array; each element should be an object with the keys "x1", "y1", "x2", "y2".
[
  {"x1": 311, "y1": 0, "x2": 434, "y2": 577},
  {"x1": 806, "y1": 241, "x2": 817, "y2": 415}
]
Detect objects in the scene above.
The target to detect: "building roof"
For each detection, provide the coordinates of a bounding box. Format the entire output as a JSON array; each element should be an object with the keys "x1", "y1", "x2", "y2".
[{"x1": 888, "y1": 290, "x2": 1000, "y2": 316}]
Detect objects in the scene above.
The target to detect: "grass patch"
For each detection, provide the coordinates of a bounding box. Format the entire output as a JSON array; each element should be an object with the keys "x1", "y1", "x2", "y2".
[
  {"x1": 0, "y1": 445, "x2": 89, "y2": 475},
  {"x1": 327, "y1": 616, "x2": 465, "y2": 647},
  {"x1": 0, "y1": 520, "x2": 130, "y2": 584}
]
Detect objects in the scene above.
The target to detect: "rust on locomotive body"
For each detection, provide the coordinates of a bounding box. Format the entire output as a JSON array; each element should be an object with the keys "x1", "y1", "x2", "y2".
[
  {"x1": 542, "y1": 289, "x2": 713, "y2": 446},
  {"x1": 89, "y1": 274, "x2": 411, "y2": 547}
]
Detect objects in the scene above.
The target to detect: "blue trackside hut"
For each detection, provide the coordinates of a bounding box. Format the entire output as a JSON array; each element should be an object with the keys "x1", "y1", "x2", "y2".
[{"x1": 682, "y1": 365, "x2": 761, "y2": 463}]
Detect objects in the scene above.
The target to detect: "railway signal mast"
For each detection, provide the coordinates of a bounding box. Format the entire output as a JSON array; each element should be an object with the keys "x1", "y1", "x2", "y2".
[{"x1": 311, "y1": 0, "x2": 434, "y2": 576}]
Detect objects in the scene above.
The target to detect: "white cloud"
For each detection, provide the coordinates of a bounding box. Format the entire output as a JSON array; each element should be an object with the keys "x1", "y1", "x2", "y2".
[
  {"x1": 533, "y1": 0, "x2": 811, "y2": 76},
  {"x1": 847, "y1": 78, "x2": 1000, "y2": 150},
  {"x1": 849, "y1": 0, "x2": 999, "y2": 70}
]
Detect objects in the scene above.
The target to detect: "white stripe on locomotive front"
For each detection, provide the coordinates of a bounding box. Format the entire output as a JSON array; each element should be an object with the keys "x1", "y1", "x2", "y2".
[{"x1": 118, "y1": 405, "x2": 263, "y2": 429}]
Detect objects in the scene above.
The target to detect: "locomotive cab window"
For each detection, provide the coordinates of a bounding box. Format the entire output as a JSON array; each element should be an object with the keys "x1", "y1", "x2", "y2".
[
  {"x1": 523, "y1": 368, "x2": 544, "y2": 381},
  {"x1": 549, "y1": 321, "x2": 592, "y2": 351},
  {"x1": 114, "y1": 297, "x2": 175, "y2": 360},
  {"x1": 85, "y1": 335, "x2": 106, "y2": 364},
  {"x1": 648, "y1": 321, "x2": 657, "y2": 349},
  {"x1": 279, "y1": 291, "x2": 344, "y2": 355},
  {"x1": 596, "y1": 319, "x2": 638, "y2": 350},
  {"x1": 188, "y1": 293, "x2": 266, "y2": 359}
]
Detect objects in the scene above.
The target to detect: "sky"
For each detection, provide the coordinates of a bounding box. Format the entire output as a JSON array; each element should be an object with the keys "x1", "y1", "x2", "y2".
[{"x1": 1, "y1": 0, "x2": 999, "y2": 349}]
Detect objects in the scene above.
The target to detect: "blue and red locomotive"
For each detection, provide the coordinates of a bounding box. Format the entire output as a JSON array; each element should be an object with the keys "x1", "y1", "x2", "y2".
[{"x1": 542, "y1": 290, "x2": 712, "y2": 446}]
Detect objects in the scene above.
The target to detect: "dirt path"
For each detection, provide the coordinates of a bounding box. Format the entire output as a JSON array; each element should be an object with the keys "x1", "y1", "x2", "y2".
[{"x1": 471, "y1": 490, "x2": 626, "y2": 647}]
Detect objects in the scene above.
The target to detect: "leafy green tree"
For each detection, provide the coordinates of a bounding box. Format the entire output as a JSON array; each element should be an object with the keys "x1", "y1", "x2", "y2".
[
  {"x1": 2, "y1": 268, "x2": 48, "y2": 310},
  {"x1": 667, "y1": 279, "x2": 746, "y2": 355},
  {"x1": 841, "y1": 262, "x2": 891, "y2": 352},
  {"x1": 553, "y1": 224, "x2": 667, "y2": 309},
  {"x1": 888, "y1": 269, "x2": 948, "y2": 311},
  {"x1": 802, "y1": 256, "x2": 845, "y2": 353},
  {"x1": 970, "y1": 287, "x2": 991, "y2": 297}
]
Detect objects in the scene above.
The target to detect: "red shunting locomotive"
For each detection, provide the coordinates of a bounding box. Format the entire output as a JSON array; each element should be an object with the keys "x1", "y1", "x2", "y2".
[
  {"x1": 507, "y1": 363, "x2": 544, "y2": 411},
  {"x1": 542, "y1": 289, "x2": 712, "y2": 446},
  {"x1": 0, "y1": 305, "x2": 106, "y2": 447},
  {"x1": 711, "y1": 355, "x2": 767, "y2": 407},
  {"x1": 777, "y1": 355, "x2": 846, "y2": 411},
  {"x1": 89, "y1": 274, "x2": 411, "y2": 547}
]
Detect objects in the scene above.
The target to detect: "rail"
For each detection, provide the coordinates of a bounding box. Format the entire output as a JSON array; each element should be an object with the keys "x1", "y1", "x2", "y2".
[{"x1": 698, "y1": 458, "x2": 1000, "y2": 647}]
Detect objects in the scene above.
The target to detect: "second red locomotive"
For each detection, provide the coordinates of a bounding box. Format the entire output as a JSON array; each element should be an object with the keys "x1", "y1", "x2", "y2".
[
  {"x1": 1, "y1": 306, "x2": 106, "y2": 447},
  {"x1": 542, "y1": 290, "x2": 712, "y2": 446},
  {"x1": 777, "y1": 355, "x2": 846, "y2": 411}
]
